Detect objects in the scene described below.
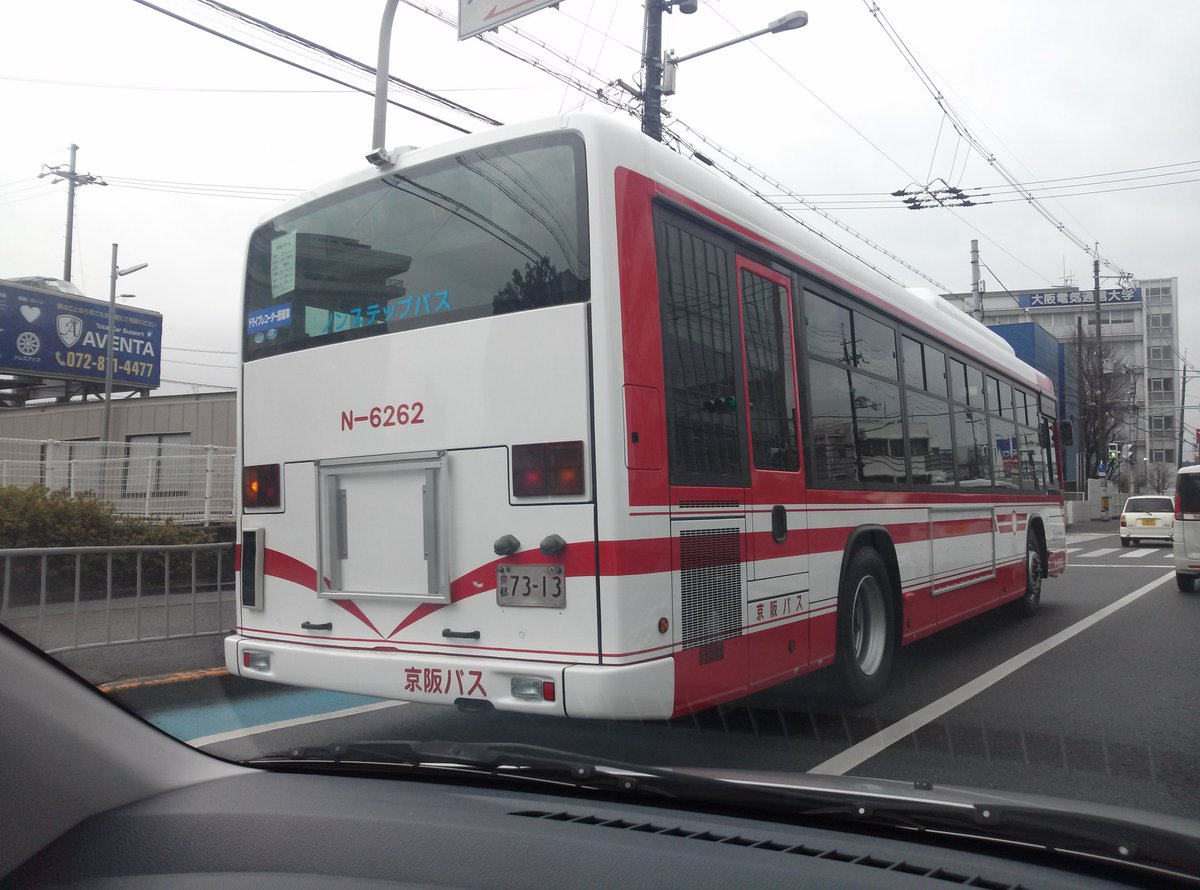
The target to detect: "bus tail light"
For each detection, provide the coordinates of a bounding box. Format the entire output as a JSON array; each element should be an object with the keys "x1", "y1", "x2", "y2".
[
  {"x1": 242, "y1": 650, "x2": 270, "y2": 672},
  {"x1": 511, "y1": 676, "x2": 555, "y2": 702},
  {"x1": 513, "y1": 441, "x2": 584, "y2": 497},
  {"x1": 243, "y1": 463, "x2": 281, "y2": 508}
]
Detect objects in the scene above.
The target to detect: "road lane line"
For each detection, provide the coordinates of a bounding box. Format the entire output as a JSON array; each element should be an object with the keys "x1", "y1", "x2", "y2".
[
  {"x1": 1065, "y1": 547, "x2": 1082, "y2": 555},
  {"x1": 808, "y1": 570, "x2": 1174, "y2": 777},
  {"x1": 1119, "y1": 548, "x2": 1156, "y2": 558},
  {"x1": 1079, "y1": 547, "x2": 1119, "y2": 558},
  {"x1": 1070, "y1": 564, "x2": 1169, "y2": 568},
  {"x1": 189, "y1": 700, "x2": 408, "y2": 748}
]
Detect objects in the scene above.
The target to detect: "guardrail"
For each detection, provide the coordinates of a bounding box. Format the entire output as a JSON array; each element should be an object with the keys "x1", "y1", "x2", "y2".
[
  {"x1": 0, "y1": 438, "x2": 236, "y2": 524},
  {"x1": 0, "y1": 542, "x2": 235, "y2": 655}
]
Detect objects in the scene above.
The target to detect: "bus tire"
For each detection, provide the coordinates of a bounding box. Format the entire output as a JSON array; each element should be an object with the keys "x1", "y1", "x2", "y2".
[
  {"x1": 1120, "y1": 537, "x2": 1130, "y2": 547},
  {"x1": 1178, "y1": 573, "x2": 1197, "y2": 593},
  {"x1": 835, "y1": 547, "x2": 895, "y2": 703},
  {"x1": 1013, "y1": 530, "x2": 1043, "y2": 618}
]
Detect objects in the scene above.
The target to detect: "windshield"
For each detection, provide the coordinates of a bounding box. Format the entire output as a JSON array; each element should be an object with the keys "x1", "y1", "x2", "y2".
[
  {"x1": 243, "y1": 133, "x2": 589, "y2": 360},
  {"x1": 1125, "y1": 497, "x2": 1174, "y2": 513}
]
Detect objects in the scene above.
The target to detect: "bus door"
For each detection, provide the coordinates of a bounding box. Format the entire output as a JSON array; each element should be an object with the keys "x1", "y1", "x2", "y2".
[{"x1": 734, "y1": 258, "x2": 810, "y2": 688}]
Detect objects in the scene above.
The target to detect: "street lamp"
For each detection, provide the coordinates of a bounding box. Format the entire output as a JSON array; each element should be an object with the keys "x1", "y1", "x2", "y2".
[
  {"x1": 663, "y1": 11, "x2": 809, "y2": 95},
  {"x1": 641, "y1": 6, "x2": 809, "y2": 141},
  {"x1": 101, "y1": 243, "x2": 148, "y2": 444}
]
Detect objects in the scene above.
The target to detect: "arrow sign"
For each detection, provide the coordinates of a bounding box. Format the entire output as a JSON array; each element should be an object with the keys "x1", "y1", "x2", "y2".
[{"x1": 459, "y1": 0, "x2": 560, "y2": 39}]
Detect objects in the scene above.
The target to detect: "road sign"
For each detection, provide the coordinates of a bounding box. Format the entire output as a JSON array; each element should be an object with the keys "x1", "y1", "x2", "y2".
[
  {"x1": 1097, "y1": 462, "x2": 1106, "y2": 477},
  {"x1": 459, "y1": 0, "x2": 560, "y2": 39}
]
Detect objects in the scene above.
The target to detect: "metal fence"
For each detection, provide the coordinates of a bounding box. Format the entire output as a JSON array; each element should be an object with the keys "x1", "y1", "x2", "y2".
[
  {"x1": 0, "y1": 437, "x2": 236, "y2": 524},
  {"x1": 0, "y1": 543, "x2": 236, "y2": 655}
]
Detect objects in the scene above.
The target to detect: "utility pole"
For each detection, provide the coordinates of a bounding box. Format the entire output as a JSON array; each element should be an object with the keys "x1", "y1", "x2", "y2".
[
  {"x1": 39, "y1": 144, "x2": 107, "y2": 282},
  {"x1": 642, "y1": 2, "x2": 666, "y2": 142},
  {"x1": 1179, "y1": 359, "x2": 1189, "y2": 470},
  {"x1": 970, "y1": 240, "x2": 981, "y2": 320},
  {"x1": 1093, "y1": 255, "x2": 1108, "y2": 517}
]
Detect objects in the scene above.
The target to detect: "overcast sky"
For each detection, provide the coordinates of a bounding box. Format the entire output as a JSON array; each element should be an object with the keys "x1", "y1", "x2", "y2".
[{"x1": 1, "y1": 0, "x2": 1197, "y2": 440}]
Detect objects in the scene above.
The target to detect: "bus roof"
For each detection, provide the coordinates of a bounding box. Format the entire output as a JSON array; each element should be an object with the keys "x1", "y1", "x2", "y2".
[{"x1": 259, "y1": 114, "x2": 1054, "y2": 397}]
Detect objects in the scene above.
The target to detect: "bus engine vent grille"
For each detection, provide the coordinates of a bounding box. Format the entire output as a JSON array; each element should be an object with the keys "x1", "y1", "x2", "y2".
[
  {"x1": 679, "y1": 527, "x2": 742, "y2": 663},
  {"x1": 678, "y1": 500, "x2": 740, "y2": 510}
]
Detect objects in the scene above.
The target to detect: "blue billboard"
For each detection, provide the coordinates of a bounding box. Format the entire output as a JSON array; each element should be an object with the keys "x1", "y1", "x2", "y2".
[{"x1": 0, "y1": 280, "x2": 162, "y2": 388}]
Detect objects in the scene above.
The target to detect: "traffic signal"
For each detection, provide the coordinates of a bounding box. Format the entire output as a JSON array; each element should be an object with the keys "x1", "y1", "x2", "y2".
[
  {"x1": 1121, "y1": 443, "x2": 1134, "y2": 459},
  {"x1": 1108, "y1": 442, "x2": 1119, "y2": 460}
]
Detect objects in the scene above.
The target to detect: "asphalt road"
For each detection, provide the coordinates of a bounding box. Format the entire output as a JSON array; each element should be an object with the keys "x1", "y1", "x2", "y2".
[{"x1": 89, "y1": 528, "x2": 1199, "y2": 820}]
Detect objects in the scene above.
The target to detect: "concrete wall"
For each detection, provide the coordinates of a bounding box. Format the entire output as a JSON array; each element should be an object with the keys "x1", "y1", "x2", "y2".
[{"x1": 0, "y1": 391, "x2": 235, "y2": 447}]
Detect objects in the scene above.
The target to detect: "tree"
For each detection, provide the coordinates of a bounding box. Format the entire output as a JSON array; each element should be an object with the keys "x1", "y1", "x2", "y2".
[
  {"x1": 1147, "y1": 462, "x2": 1174, "y2": 495},
  {"x1": 1068, "y1": 331, "x2": 1135, "y2": 480}
]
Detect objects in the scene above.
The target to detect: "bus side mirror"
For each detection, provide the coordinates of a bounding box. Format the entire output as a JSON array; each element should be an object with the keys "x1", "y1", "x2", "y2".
[{"x1": 1058, "y1": 420, "x2": 1074, "y2": 447}]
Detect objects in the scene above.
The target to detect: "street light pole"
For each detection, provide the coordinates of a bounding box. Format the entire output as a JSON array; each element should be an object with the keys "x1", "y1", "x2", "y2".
[
  {"x1": 641, "y1": 6, "x2": 808, "y2": 142},
  {"x1": 101, "y1": 243, "x2": 148, "y2": 444}
]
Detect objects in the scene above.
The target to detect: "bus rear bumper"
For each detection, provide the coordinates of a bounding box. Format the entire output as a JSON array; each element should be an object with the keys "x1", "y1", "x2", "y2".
[
  {"x1": 225, "y1": 634, "x2": 566, "y2": 716},
  {"x1": 563, "y1": 658, "x2": 675, "y2": 721},
  {"x1": 226, "y1": 635, "x2": 678, "y2": 721}
]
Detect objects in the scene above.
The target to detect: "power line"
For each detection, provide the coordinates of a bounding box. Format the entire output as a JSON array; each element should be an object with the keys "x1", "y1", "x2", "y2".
[
  {"x1": 700, "y1": 3, "x2": 1056, "y2": 287},
  {"x1": 162, "y1": 345, "x2": 238, "y2": 355},
  {"x1": 775, "y1": 171, "x2": 1200, "y2": 210},
  {"x1": 0, "y1": 72, "x2": 348, "y2": 93},
  {"x1": 195, "y1": 0, "x2": 504, "y2": 127},
  {"x1": 862, "y1": 0, "x2": 1133, "y2": 282},
  {"x1": 762, "y1": 163, "x2": 1200, "y2": 204},
  {"x1": 127, "y1": 0, "x2": 478, "y2": 134},
  {"x1": 159, "y1": 377, "x2": 235, "y2": 388},
  {"x1": 397, "y1": 0, "x2": 953, "y2": 291},
  {"x1": 162, "y1": 357, "x2": 237, "y2": 369}
]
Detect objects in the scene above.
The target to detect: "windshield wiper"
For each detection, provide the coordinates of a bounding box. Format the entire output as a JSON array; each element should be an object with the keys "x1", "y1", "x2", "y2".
[
  {"x1": 251, "y1": 740, "x2": 680, "y2": 796},
  {"x1": 251, "y1": 741, "x2": 1200, "y2": 881}
]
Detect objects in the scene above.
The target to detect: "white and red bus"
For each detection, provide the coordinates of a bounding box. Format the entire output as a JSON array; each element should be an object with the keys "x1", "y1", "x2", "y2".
[{"x1": 226, "y1": 113, "x2": 1067, "y2": 719}]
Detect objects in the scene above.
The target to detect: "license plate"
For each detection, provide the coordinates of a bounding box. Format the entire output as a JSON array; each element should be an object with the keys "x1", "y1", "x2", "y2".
[
  {"x1": 1140, "y1": 518, "x2": 1156, "y2": 527},
  {"x1": 496, "y1": 564, "x2": 566, "y2": 608}
]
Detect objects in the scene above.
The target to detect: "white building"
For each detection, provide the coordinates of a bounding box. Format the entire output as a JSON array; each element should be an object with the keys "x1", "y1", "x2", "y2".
[{"x1": 943, "y1": 277, "x2": 1181, "y2": 478}]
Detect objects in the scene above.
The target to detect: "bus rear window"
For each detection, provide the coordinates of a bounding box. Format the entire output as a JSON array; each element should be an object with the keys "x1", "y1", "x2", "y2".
[{"x1": 243, "y1": 133, "x2": 589, "y2": 359}]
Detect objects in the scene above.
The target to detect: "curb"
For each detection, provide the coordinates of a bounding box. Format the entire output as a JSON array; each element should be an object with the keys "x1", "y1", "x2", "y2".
[{"x1": 98, "y1": 666, "x2": 229, "y2": 693}]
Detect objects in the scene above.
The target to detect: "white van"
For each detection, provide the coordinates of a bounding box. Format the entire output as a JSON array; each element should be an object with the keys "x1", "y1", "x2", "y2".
[{"x1": 1174, "y1": 464, "x2": 1200, "y2": 592}]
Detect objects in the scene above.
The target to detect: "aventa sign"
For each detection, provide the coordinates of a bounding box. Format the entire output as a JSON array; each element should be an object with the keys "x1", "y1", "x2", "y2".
[{"x1": 0, "y1": 280, "x2": 162, "y2": 388}]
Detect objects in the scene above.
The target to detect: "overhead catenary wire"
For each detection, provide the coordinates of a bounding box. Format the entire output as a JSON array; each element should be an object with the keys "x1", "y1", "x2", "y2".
[
  {"x1": 861, "y1": 0, "x2": 1133, "y2": 282},
  {"x1": 396, "y1": 0, "x2": 953, "y2": 292},
  {"x1": 696, "y1": 3, "x2": 1056, "y2": 288}
]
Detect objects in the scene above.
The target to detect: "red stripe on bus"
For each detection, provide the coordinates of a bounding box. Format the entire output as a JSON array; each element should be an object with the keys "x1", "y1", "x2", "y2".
[{"x1": 256, "y1": 515, "x2": 1019, "y2": 640}]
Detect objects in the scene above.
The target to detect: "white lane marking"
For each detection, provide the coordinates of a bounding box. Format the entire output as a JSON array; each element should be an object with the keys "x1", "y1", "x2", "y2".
[
  {"x1": 808, "y1": 571, "x2": 1174, "y2": 777},
  {"x1": 190, "y1": 701, "x2": 408, "y2": 748},
  {"x1": 1066, "y1": 547, "x2": 1082, "y2": 555},
  {"x1": 1070, "y1": 564, "x2": 1172, "y2": 568},
  {"x1": 1077, "y1": 547, "x2": 1119, "y2": 558},
  {"x1": 1065, "y1": 533, "x2": 1111, "y2": 543},
  {"x1": 1119, "y1": 548, "x2": 1156, "y2": 558}
]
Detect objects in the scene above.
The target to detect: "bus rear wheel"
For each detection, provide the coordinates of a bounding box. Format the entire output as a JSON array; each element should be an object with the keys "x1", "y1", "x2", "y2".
[
  {"x1": 835, "y1": 547, "x2": 895, "y2": 703},
  {"x1": 1178, "y1": 573, "x2": 1197, "y2": 593},
  {"x1": 1013, "y1": 531, "x2": 1043, "y2": 617}
]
